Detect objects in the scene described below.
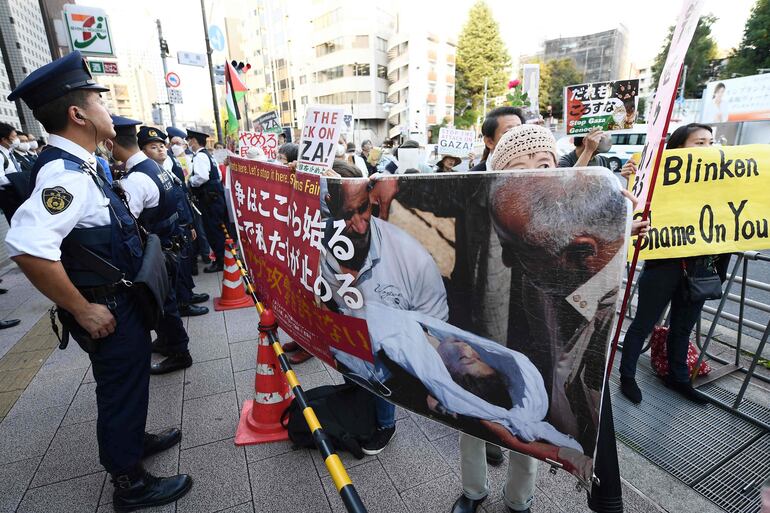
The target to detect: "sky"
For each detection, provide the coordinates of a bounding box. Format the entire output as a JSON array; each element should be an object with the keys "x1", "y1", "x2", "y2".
[{"x1": 83, "y1": 0, "x2": 757, "y2": 124}]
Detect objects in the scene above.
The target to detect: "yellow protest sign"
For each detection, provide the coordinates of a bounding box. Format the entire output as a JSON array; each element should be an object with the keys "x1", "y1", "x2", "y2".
[{"x1": 628, "y1": 144, "x2": 770, "y2": 260}]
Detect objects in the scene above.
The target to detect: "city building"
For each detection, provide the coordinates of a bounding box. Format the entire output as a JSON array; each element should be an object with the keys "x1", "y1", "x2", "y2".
[
  {"x1": 0, "y1": 0, "x2": 52, "y2": 136},
  {"x1": 543, "y1": 27, "x2": 629, "y2": 83},
  {"x1": 386, "y1": 30, "x2": 456, "y2": 145},
  {"x1": 0, "y1": 61, "x2": 19, "y2": 129}
]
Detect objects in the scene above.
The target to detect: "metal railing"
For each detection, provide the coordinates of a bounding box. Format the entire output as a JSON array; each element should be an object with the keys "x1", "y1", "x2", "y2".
[{"x1": 618, "y1": 250, "x2": 770, "y2": 430}]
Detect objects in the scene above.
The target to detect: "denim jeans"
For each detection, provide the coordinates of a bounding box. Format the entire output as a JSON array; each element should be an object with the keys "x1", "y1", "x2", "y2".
[
  {"x1": 374, "y1": 396, "x2": 396, "y2": 429},
  {"x1": 620, "y1": 260, "x2": 706, "y2": 382}
]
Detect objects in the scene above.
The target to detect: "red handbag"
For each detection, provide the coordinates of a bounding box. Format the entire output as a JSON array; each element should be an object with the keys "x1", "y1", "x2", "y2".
[{"x1": 649, "y1": 326, "x2": 711, "y2": 377}]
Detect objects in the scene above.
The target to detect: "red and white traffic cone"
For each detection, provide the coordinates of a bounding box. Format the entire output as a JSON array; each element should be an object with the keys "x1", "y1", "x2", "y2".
[
  {"x1": 213, "y1": 239, "x2": 253, "y2": 311},
  {"x1": 235, "y1": 310, "x2": 292, "y2": 445}
]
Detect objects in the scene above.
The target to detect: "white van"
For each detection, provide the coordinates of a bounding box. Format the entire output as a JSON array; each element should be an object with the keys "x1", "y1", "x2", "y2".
[{"x1": 600, "y1": 127, "x2": 648, "y2": 172}]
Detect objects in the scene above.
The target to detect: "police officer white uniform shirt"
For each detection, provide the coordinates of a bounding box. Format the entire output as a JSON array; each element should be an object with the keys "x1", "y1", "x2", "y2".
[
  {"x1": 6, "y1": 135, "x2": 109, "y2": 260},
  {"x1": 120, "y1": 153, "x2": 160, "y2": 217},
  {"x1": 188, "y1": 148, "x2": 211, "y2": 188},
  {"x1": 0, "y1": 141, "x2": 18, "y2": 189}
]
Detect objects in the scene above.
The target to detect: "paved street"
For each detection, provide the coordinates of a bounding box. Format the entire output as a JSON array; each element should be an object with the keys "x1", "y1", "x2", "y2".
[{"x1": 0, "y1": 264, "x2": 760, "y2": 513}]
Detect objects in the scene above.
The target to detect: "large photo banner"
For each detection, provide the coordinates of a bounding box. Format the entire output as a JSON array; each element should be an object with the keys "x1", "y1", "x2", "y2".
[
  {"x1": 629, "y1": 144, "x2": 770, "y2": 260},
  {"x1": 230, "y1": 159, "x2": 631, "y2": 485}
]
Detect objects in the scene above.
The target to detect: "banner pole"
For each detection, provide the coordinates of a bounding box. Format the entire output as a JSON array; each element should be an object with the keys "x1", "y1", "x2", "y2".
[{"x1": 220, "y1": 225, "x2": 368, "y2": 513}]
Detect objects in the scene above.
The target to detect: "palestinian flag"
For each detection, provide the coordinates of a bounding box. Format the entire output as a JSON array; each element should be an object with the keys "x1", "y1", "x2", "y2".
[{"x1": 224, "y1": 60, "x2": 247, "y2": 138}]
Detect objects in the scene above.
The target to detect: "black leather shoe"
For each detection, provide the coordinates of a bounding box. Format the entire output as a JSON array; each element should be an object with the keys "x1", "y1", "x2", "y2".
[
  {"x1": 112, "y1": 467, "x2": 192, "y2": 512},
  {"x1": 0, "y1": 288, "x2": 7, "y2": 294},
  {"x1": 189, "y1": 292, "x2": 209, "y2": 304},
  {"x1": 665, "y1": 377, "x2": 708, "y2": 404},
  {"x1": 179, "y1": 304, "x2": 209, "y2": 317},
  {"x1": 151, "y1": 352, "x2": 193, "y2": 375},
  {"x1": 620, "y1": 376, "x2": 643, "y2": 404},
  {"x1": 203, "y1": 260, "x2": 223, "y2": 273},
  {"x1": 143, "y1": 428, "x2": 182, "y2": 458},
  {"x1": 506, "y1": 508, "x2": 530, "y2": 513},
  {"x1": 0, "y1": 319, "x2": 20, "y2": 329},
  {"x1": 486, "y1": 442, "x2": 504, "y2": 466},
  {"x1": 191, "y1": 264, "x2": 198, "y2": 276},
  {"x1": 451, "y1": 494, "x2": 486, "y2": 513}
]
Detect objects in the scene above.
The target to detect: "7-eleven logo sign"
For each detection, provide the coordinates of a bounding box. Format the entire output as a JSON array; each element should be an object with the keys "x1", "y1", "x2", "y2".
[{"x1": 64, "y1": 6, "x2": 114, "y2": 56}]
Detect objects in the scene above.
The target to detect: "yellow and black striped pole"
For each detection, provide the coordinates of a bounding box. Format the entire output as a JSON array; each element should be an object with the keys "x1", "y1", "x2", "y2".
[{"x1": 221, "y1": 225, "x2": 367, "y2": 513}]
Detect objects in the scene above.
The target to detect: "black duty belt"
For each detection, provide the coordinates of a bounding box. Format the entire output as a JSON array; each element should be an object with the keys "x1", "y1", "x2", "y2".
[{"x1": 79, "y1": 283, "x2": 129, "y2": 303}]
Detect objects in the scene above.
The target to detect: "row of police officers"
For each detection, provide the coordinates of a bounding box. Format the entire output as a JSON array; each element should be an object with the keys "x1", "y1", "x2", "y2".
[{"x1": 4, "y1": 52, "x2": 229, "y2": 510}]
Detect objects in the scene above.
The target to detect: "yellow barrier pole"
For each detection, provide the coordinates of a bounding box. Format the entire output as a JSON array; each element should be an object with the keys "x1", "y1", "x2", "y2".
[{"x1": 221, "y1": 225, "x2": 367, "y2": 513}]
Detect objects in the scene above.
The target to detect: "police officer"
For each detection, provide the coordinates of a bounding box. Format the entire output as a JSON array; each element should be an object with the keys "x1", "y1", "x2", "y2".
[
  {"x1": 5, "y1": 52, "x2": 191, "y2": 511},
  {"x1": 167, "y1": 126, "x2": 211, "y2": 276},
  {"x1": 186, "y1": 129, "x2": 225, "y2": 273},
  {"x1": 107, "y1": 117, "x2": 195, "y2": 375},
  {"x1": 138, "y1": 126, "x2": 209, "y2": 317}
]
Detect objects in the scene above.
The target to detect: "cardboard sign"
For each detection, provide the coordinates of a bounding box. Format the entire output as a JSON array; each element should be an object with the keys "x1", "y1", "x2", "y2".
[
  {"x1": 232, "y1": 161, "x2": 630, "y2": 486},
  {"x1": 397, "y1": 148, "x2": 426, "y2": 172},
  {"x1": 238, "y1": 131, "x2": 279, "y2": 160},
  {"x1": 564, "y1": 79, "x2": 640, "y2": 135},
  {"x1": 256, "y1": 111, "x2": 281, "y2": 133},
  {"x1": 630, "y1": 0, "x2": 704, "y2": 209},
  {"x1": 438, "y1": 128, "x2": 474, "y2": 157},
  {"x1": 628, "y1": 145, "x2": 770, "y2": 260},
  {"x1": 297, "y1": 107, "x2": 345, "y2": 175}
]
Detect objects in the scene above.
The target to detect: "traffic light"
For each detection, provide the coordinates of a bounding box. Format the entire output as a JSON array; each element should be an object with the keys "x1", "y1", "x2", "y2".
[
  {"x1": 231, "y1": 61, "x2": 252, "y2": 74},
  {"x1": 160, "y1": 38, "x2": 170, "y2": 57}
]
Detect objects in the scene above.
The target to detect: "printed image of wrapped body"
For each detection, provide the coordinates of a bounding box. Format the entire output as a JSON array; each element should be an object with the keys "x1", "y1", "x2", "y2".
[{"x1": 318, "y1": 169, "x2": 629, "y2": 485}]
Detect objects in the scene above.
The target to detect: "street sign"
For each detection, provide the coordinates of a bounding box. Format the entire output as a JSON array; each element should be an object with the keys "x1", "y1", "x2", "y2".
[
  {"x1": 152, "y1": 107, "x2": 163, "y2": 125},
  {"x1": 214, "y1": 75, "x2": 224, "y2": 86},
  {"x1": 167, "y1": 88, "x2": 183, "y2": 104},
  {"x1": 63, "y1": 5, "x2": 114, "y2": 57},
  {"x1": 177, "y1": 51, "x2": 205, "y2": 67},
  {"x1": 208, "y1": 25, "x2": 225, "y2": 52},
  {"x1": 165, "y1": 72, "x2": 181, "y2": 88},
  {"x1": 87, "y1": 60, "x2": 119, "y2": 75}
]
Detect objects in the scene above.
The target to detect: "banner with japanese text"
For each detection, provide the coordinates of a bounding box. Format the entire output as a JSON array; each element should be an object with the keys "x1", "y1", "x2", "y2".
[
  {"x1": 238, "y1": 131, "x2": 279, "y2": 160},
  {"x1": 628, "y1": 145, "x2": 770, "y2": 260},
  {"x1": 564, "y1": 79, "x2": 640, "y2": 135},
  {"x1": 230, "y1": 159, "x2": 631, "y2": 486}
]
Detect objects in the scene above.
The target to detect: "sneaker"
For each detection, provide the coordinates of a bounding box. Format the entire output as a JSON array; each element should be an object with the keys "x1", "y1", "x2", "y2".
[
  {"x1": 620, "y1": 376, "x2": 643, "y2": 404},
  {"x1": 361, "y1": 426, "x2": 396, "y2": 455}
]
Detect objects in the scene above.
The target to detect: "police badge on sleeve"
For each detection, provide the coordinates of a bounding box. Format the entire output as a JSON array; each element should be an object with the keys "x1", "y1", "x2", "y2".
[{"x1": 42, "y1": 186, "x2": 73, "y2": 215}]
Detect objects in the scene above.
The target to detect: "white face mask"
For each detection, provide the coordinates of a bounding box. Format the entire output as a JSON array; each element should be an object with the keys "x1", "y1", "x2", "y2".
[
  {"x1": 28, "y1": 140, "x2": 38, "y2": 150},
  {"x1": 18, "y1": 142, "x2": 30, "y2": 152},
  {"x1": 10, "y1": 138, "x2": 20, "y2": 149},
  {"x1": 335, "y1": 143, "x2": 346, "y2": 157},
  {"x1": 171, "y1": 144, "x2": 185, "y2": 157}
]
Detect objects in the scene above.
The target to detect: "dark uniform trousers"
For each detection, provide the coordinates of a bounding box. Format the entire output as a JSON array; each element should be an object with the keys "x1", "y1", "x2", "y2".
[
  {"x1": 89, "y1": 293, "x2": 151, "y2": 474},
  {"x1": 157, "y1": 250, "x2": 190, "y2": 353},
  {"x1": 175, "y1": 226, "x2": 196, "y2": 305},
  {"x1": 200, "y1": 191, "x2": 225, "y2": 261}
]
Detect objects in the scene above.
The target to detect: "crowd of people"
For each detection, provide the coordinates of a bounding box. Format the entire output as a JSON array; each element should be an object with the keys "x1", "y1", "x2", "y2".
[{"x1": 0, "y1": 49, "x2": 732, "y2": 513}]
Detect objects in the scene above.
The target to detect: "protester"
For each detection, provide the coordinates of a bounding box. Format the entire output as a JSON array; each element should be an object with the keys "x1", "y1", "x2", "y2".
[
  {"x1": 359, "y1": 139, "x2": 377, "y2": 175},
  {"x1": 558, "y1": 128, "x2": 612, "y2": 170},
  {"x1": 436, "y1": 155, "x2": 462, "y2": 172},
  {"x1": 277, "y1": 143, "x2": 298, "y2": 166},
  {"x1": 618, "y1": 123, "x2": 729, "y2": 405}
]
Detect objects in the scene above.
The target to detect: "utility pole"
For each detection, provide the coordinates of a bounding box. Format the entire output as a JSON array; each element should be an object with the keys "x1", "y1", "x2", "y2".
[
  {"x1": 156, "y1": 19, "x2": 176, "y2": 127},
  {"x1": 200, "y1": 0, "x2": 223, "y2": 143}
]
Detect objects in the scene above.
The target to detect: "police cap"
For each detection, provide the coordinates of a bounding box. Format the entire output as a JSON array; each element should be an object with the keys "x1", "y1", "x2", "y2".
[
  {"x1": 137, "y1": 126, "x2": 167, "y2": 147},
  {"x1": 185, "y1": 129, "x2": 209, "y2": 146},
  {"x1": 111, "y1": 115, "x2": 142, "y2": 137},
  {"x1": 8, "y1": 51, "x2": 109, "y2": 110},
  {"x1": 166, "y1": 126, "x2": 187, "y2": 140}
]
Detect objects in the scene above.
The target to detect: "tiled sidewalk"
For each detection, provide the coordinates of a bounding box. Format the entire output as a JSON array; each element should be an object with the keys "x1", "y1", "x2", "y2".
[{"x1": 0, "y1": 266, "x2": 725, "y2": 513}]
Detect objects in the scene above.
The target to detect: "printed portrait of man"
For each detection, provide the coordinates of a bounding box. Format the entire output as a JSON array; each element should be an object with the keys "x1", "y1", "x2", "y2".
[{"x1": 489, "y1": 169, "x2": 629, "y2": 455}]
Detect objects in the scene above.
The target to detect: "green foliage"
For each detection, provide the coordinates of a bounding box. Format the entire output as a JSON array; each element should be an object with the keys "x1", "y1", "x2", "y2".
[
  {"x1": 455, "y1": 0, "x2": 511, "y2": 128},
  {"x1": 637, "y1": 97, "x2": 648, "y2": 122},
  {"x1": 651, "y1": 15, "x2": 718, "y2": 97},
  {"x1": 260, "y1": 93, "x2": 277, "y2": 114},
  {"x1": 722, "y1": 0, "x2": 770, "y2": 78},
  {"x1": 540, "y1": 58, "x2": 582, "y2": 119}
]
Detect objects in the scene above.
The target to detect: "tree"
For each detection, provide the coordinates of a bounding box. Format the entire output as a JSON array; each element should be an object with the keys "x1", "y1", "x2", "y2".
[
  {"x1": 260, "y1": 93, "x2": 277, "y2": 113},
  {"x1": 651, "y1": 15, "x2": 718, "y2": 97},
  {"x1": 722, "y1": 0, "x2": 770, "y2": 78},
  {"x1": 454, "y1": 0, "x2": 511, "y2": 128},
  {"x1": 536, "y1": 58, "x2": 582, "y2": 119}
]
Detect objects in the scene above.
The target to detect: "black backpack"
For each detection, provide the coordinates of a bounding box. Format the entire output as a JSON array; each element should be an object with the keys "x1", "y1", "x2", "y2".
[{"x1": 281, "y1": 383, "x2": 377, "y2": 459}]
